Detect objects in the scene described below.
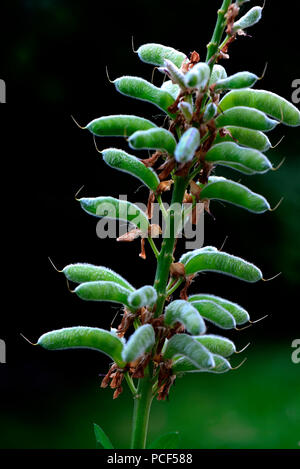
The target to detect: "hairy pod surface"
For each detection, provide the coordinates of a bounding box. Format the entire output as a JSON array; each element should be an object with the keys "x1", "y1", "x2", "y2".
[
  {"x1": 219, "y1": 89, "x2": 300, "y2": 127},
  {"x1": 193, "y1": 335, "x2": 236, "y2": 357},
  {"x1": 79, "y1": 196, "x2": 149, "y2": 232},
  {"x1": 179, "y1": 246, "x2": 218, "y2": 265},
  {"x1": 209, "y1": 64, "x2": 227, "y2": 86},
  {"x1": 215, "y1": 106, "x2": 278, "y2": 132},
  {"x1": 137, "y1": 43, "x2": 187, "y2": 68},
  {"x1": 164, "y1": 300, "x2": 206, "y2": 335},
  {"x1": 122, "y1": 324, "x2": 155, "y2": 363},
  {"x1": 214, "y1": 72, "x2": 258, "y2": 91},
  {"x1": 86, "y1": 115, "x2": 157, "y2": 137},
  {"x1": 62, "y1": 263, "x2": 135, "y2": 291},
  {"x1": 198, "y1": 176, "x2": 270, "y2": 213},
  {"x1": 203, "y1": 103, "x2": 217, "y2": 122},
  {"x1": 182, "y1": 249, "x2": 262, "y2": 282},
  {"x1": 185, "y1": 62, "x2": 210, "y2": 89},
  {"x1": 214, "y1": 126, "x2": 271, "y2": 151},
  {"x1": 188, "y1": 294, "x2": 249, "y2": 325},
  {"x1": 114, "y1": 76, "x2": 176, "y2": 117},
  {"x1": 233, "y1": 6, "x2": 262, "y2": 33},
  {"x1": 161, "y1": 80, "x2": 180, "y2": 100},
  {"x1": 191, "y1": 300, "x2": 236, "y2": 329},
  {"x1": 205, "y1": 142, "x2": 272, "y2": 174},
  {"x1": 102, "y1": 148, "x2": 160, "y2": 191},
  {"x1": 172, "y1": 354, "x2": 231, "y2": 374},
  {"x1": 178, "y1": 101, "x2": 193, "y2": 122},
  {"x1": 38, "y1": 327, "x2": 125, "y2": 367},
  {"x1": 128, "y1": 128, "x2": 177, "y2": 155},
  {"x1": 128, "y1": 285, "x2": 157, "y2": 309},
  {"x1": 163, "y1": 334, "x2": 215, "y2": 370},
  {"x1": 74, "y1": 281, "x2": 132, "y2": 307},
  {"x1": 174, "y1": 127, "x2": 200, "y2": 163}
]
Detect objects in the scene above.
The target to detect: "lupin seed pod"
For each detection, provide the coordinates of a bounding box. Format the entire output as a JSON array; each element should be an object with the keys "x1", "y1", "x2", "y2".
[
  {"x1": 158, "y1": 59, "x2": 186, "y2": 89},
  {"x1": 205, "y1": 142, "x2": 272, "y2": 174},
  {"x1": 113, "y1": 76, "x2": 176, "y2": 117},
  {"x1": 74, "y1": 281, "x2": 132, "y2": 307},
  {"x1": 163, "y1": 334, "x2": 215, "y2": 370},
  {"x1": 178, "y1": 101, "x2": 193, "y2": 122},
  {"x1": 214, "y1": 72, "x2": 258, "y2": 91},
  {"x1": 182, "y1": 249, "x2": 262, "y2": 282},
  {"x1": 232, "y1": 6, "x2": 262, "y2": 33},
  {"x1": 79, "y1": 196, "x2": 149, "y2": 233},
  {"x1": 164, "y1": 300, "x2": 206, "y2": 335},
  {"x1": 161, "y1": 80, "x2": 180, "y2": 100},
  {"x1": 128, "y1": 128, "x2": 177, "y2": 155},
  {"x1": 62, "y1": 263, "x2": 135, "y2": 291},
  {"x1": 188, "y1": 294, "x2": 250, "y2": 325},
  {"x1": 137, "y1": 43, "x2": 187, "y2": 68},
  {"x1": 179, "y1": 246, "x2": 218, "y2": 265},
  {"x1": 190, "y1": 300, "x2": 236, "y2": 329},
  {"x1": 38, "y1": 327, "x2": 125, "y2": 367},
  {"x1": 193, "y1": 335, "x2": 236, "y2": 357},
  {"x1": 219, "y1": 89, "x2": 300, "y2": 127},
  {"x1": 101, "y1": 148, "x2": 160, "y2": 191},
  {"x1": 203, "y1": 103, "x2": 217, "y2": 122},
  {"x1": 214, "y1": 126, "x2": 271, "y2": 152},
  {"x1": 122, "y1": 324, "x2": 155, "y2": 363},
  {"x1": 185, "y1": 62, "x2": 210, "y2": 89},
  {"x1": 209, "y1": 64, "x2": 227, "y2": 86},
  {"x1": 86, "y1": 115, "x2": 157, "y2": 137},
  {"x1": 198, "y1": 176, "x2": 270, "y2": 213},
  {"x1": 215, "y1": 107, "x2": 278, "y2": 132},
  {"x1": 174, "y1": 127, "x2": 200, "y2": 164},
  {"x1": 172, "y1": 354, "x2": 231, "y2": 374},
  {"x1": 128, "y1": 285, "x2": 157, "y2": 309}
]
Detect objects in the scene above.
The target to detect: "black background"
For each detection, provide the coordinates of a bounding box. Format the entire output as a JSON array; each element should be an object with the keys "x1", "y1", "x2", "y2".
[{"x1": 0, "y1": 0, "x2": 299, "y2": 449}]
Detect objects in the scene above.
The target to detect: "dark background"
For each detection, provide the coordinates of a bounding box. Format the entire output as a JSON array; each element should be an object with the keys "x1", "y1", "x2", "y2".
[{"x1": 0, "y1": 0, "x2": 299, "y2": 449}]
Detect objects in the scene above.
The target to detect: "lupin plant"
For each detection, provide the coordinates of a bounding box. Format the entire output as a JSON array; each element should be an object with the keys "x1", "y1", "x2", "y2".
[{"x1": 36, "y1": 0, "x2": 299, "y2": 449}]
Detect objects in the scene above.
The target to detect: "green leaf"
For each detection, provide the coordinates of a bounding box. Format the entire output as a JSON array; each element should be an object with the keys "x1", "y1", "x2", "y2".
[
  {"x1": 148, "y1": 432, "x2": 181, "y2": 449},
  {"x1": 93, "y1": 423, "x2": 114, "y2": 449}
]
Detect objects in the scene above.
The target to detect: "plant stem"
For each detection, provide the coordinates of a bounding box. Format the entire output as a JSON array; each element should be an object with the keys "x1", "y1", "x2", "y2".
[
  {"x1": 153, "y1": 176, "x2": 187, "y2": 317},
  {"x1": 147, "y1": 236, "x2": 160, "y2": 258},
  {"x1": 166, "y1": 277, "x2": 184, "y2": 297},
  {"x1": 206, "y1": 0, "x2": 232, "y2": 67},
  {"x1": 130, "y1": 367, "x2": 154, "y2": 449},
  {"x1": 124, "y1": 372, "x2": 138, "y2": 396},
  {"x1": 156, "y1": 194, "x2": 168, "y2": 220}
]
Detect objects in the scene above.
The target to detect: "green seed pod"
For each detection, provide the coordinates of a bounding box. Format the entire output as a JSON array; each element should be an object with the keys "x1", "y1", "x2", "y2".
[
  {"x1": 215, "y1": 106, "x2": 278, "y2": 132},
  {"x1": 101, "y1": 148, "x2": 159, "y2": 191},
  {"x1": 188, "y1": 294, "x2": 250, "y2": 325},
  {"x1": 233, "y1": 6, "x2": 262, "y2": 33},
  {"x1": 128, "y1": 285, "x2": 157, "y2": 309},
  {"x1": 161, "y1": 80, "x2": 180, "y2": 100},
  {"x1": 182, "y1": 249, "x2": 262, "y2": 282},
  {"x1": 74, "y1": 281, "x2": 132, "y2": 307},
  {"x1": 172, "y1": 354, "x2": 231, "y2": 374},
  {"x1": 79, "y1": 196, "x2": 149, "y2": 233},
  {"x1": 205, "y1": 142, "x2": 272, "y2": 174},
  {"x1": 174, "y1": 127, "x2": 200, "y2": 164},
  {"x1": 163, "y1": 334, "x2": 215, "y2": 370},
  {"x1": 198, "y1": 176, "x2": 270, "y2": 213},
  {"x1": 220, "y1": 89, "x2": 300, "y2": 127},
  {"x1": 86, "y1": 115, "x2": 157, "y2": 137},
  {"x1": 128, "y1": 128, "x2": 177, "y2": 155},
  {"x1": 62, "y1": 263, "x2": 134, "y2": 291},
  {"x1": 203, "y1": 103, "x2": 217, "y2": 122},
  {"x1": 214, "y1": 72, "x2": 258, "y2": 91},
  {"x1": 193, "y1": 334, "x2": 236, "y2": 357},
  {"x1": 114, "y1": 76, "x2": 176, "y2": 117},
  {"x1": 164, "y1": 300, "x2": 206, "y2": 335},
  {"x1": 191, "y1": 300, "x2": 236, "y2": 329},
  {"x1": 158, "y1": 59, "x2": 187, "y2": 90},
  {"x1": 137, "y1": 43, "x2": 187, "y2": 68},
  {"x1": 37, "y1": 327, "x2": 125, "y2": 367},
  {"x1": 214, "y1": 126, "x2": 271, "y2": 152},
  {"x1": 178, "y1": 101, "x2": 193, "y2": 122},
  {"x1": 209, "y1": 64, "x2": 227, "y2": 86},
  {"x1": 185, "y1": 62, "x2": 210, "y2": 89},
  {"x1": 122, "y1": 324, "x2": 155, "y2": 363}
]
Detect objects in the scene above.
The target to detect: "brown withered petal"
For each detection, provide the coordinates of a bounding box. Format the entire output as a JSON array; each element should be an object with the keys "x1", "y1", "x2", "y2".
[
  {"x1": 170, "y1": 262, "x2": 185, "y2": 279},
  {"x1": 117, "y1": 228, "x2": 143, "y2": 242},
  {"x1": 139, "y1": 238, "x2": 146, "y2": 259},
  {"x1": 180, "y1": 274, "x2": 195, "y2": 300},
  {"x1": 142, "y1": 151, "x2": 162, "y2": 168},
  {"x1": 113, "y1": 386, "x2": 123, "y2": 399},
  {"x1": 156, "y1": 179, "x2": 173, "y2": 194},
  {"x1": 148, "y1": 224, "x2": 162, "y2": 238},
  {"x1": 147, "y1": 191, "x2": 155, "y2": 220}
]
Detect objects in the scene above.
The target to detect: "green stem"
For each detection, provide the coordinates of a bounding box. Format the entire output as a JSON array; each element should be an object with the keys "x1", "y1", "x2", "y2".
[
  {"x1": 157, "y1": 194, "x2": 168, "y2": 220},
  {"x1": 166, "y1": 277, "x2": 184, "y2": 297},
  {"x1": 130, "y1": 368, "x2": 154, "y2": 449},
  {"x1": 206, "y1": 0, "x2": 232, "y2": 67},
  {"x1": 153, "y1": 176, "x2": 187, "y2": 317},
  {"x1": 124, "y1": 372, "x2": 138, "y2": 396},
  {"x1": 147, "y1": 236, "x2": 160, "y2": 259}
]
